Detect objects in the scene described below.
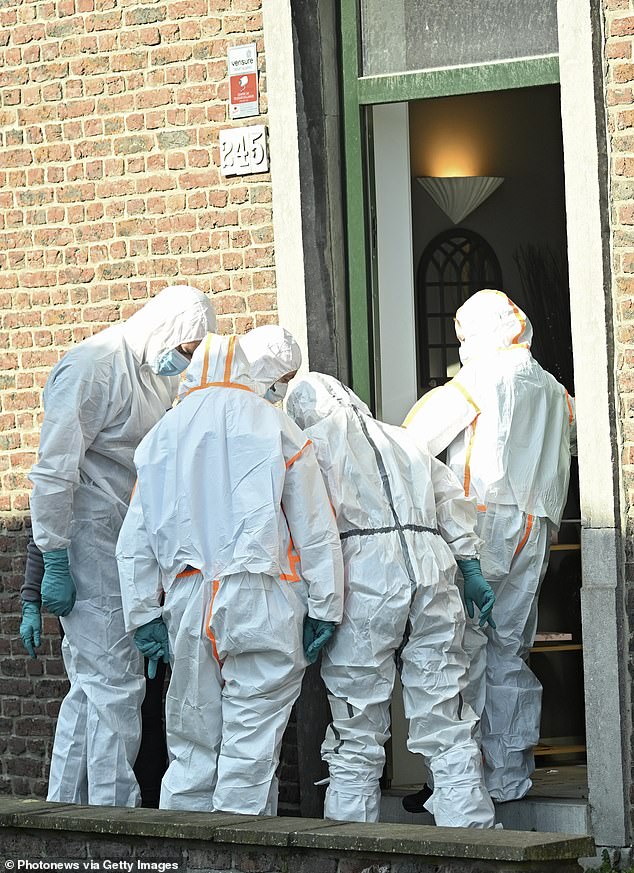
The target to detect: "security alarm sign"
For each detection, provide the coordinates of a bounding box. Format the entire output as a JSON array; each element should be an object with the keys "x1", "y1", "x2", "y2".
[{"x1": 228, "y1": 42, "x2": 259, "y2": 120}]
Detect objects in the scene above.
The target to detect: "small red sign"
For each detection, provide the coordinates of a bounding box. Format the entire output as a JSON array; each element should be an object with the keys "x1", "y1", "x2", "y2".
[{"x1": 230, "y1": 72, "x2": 258, "y2": 106}]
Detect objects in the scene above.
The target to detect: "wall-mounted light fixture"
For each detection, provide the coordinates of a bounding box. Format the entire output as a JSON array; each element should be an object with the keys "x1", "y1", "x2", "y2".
[{"x1": 416, "y1": 176, "x2": 504, "y2": 224}]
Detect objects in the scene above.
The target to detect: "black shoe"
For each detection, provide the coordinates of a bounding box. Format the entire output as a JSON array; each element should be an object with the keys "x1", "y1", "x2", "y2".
[{"x1": 401, "y1": 785, "x2": 433, "y2": 813}]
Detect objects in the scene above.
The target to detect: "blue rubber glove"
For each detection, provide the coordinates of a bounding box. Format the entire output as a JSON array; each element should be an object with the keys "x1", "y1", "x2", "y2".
[
  {"x1": 303, "y1": 616, "x2": 336, "y2": 664},
  {"x1": 134, "y1": 617, "x2": 170, "y2": 679},
  {"x1": 456, "y1": 558, "x2": 496, "y2": 629},
  {"x1": 20, "y1": 601, "x2": 42, "y2": 659},
  {"x1": 41, "y1": 549, "x2": 76, "y2": 617}
]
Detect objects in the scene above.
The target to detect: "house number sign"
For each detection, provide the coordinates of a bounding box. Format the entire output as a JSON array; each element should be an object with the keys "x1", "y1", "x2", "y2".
[{"x1": 219, "y1": 125, "x2": 268, "y2": 177}]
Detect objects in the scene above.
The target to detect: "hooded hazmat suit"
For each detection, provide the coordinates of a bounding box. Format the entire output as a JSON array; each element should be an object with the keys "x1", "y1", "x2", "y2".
[
  {"x1": 28, "y1": 285, "x2": 216, "y2": 807},
  {"x1": 286, "y1": 373, "x2": 495, "y2": 828},
  {"x1": 116, "y1": 330, "x2": 344, "y2": 814},
  {"x1": 404, "y1": 289, "x2": 576, "y2": 802},
  {"x1": 240, "y1": 324, "x2": 301, "y2": 389}
]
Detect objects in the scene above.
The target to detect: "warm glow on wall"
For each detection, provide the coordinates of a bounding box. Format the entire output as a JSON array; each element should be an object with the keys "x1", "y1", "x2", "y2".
[
  {"x1": 424, "y1": 148, "x2": 484, "y2": 179},
  {"x1": 408, "y1": 90, "x2": 519, "y2": 179}
]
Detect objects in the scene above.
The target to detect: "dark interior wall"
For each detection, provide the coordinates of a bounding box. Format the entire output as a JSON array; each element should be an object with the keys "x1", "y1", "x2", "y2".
[{"x1": 409, "y1": 85, "x2": 568, "y2": 320}]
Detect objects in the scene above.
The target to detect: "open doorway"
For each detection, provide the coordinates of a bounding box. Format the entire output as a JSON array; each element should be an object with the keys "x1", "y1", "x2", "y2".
[
  {"x1": 409, "y1": 86, "x2": 573, "y2": 394},
  {"x1": 370, "y1": 85, "x2": 585, "y2": 830}
]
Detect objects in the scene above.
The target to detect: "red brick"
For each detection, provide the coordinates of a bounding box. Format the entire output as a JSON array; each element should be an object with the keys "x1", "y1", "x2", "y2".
[
  {"x1": 136, "y1": 88, "x2": 174, "y2": 109},
  {"x1": 612, "y1": 64, "x2": 634, "y2": 84},
  {"x1": 176, "y1": 84, "x2": 218, "y2": 104},
  {"x1": 0, "y1": 150, "x2": 33, "y2": 169},
  {"x1": 210, "y1": 273, "x2": 230, "y2": 293},
  {"x1": 179, "y1": 20, "x2": 201, "y2": 40},
  {"x1": 167, "y1": 152, "x2": 187, "y2": 170},
  {"x1": 618, "y1": 108, "x2": 634, "y2": 129},
  {"x1": 608, "y1": 39, "x2": 631, "y2": 60},
  {"x1": 621, "y1": 205, "x2": 634, "y2": 225},
  {"x1": 248, "y1": 292, "x2": 276, "y2": 311},
  {"x1": 245, "y1": 13, "x2": 262, "y2": 31},
  {"x1": 3, "y1": 392, "x2": 40, "y2": 411},
  {"x1": 12, "y1": 24, "x2": 46, "y2": 44},
  {"x1": 231, "y1": 273, "x2": 252, "y2": 293},
  {"x1": 153, "y1": 216, "x2": 190, "y2": 237},
  {"x1": 168, "y1": 0, "x2": 208, "y2": 18},
  {"x1": 82, "y1": 305, "x2": 120, "y2": 322},
  {"x1": 179, "y1": 170, "x2": 220, "y2": 189},
  {"x1": 616, "y1": 157, "x2": 634, "y2": 177},
  {"x1": 85, "y1": 9, "x2": 121, "y2": 31},
  {"x1": 608, "y1": 85, "x2": 634, "y2": 105},
  {"x1": 612, "y1": 16, "x2": 634, "y2": 37},
  {"x1": 224, "y1": 15, "x2": 246, "y2": 33},
  {"x1": 147, "y1": 154, "x2": 166, "y2": 171},
  {"x1": 254, "y1": 313, "x2": 277, "y2": 328},
  {"x1": 229, "y1": 186, "x2": 249, "y2": 204},
  {"x1": 231, "y1": 230, "x2": 251, "y2": 248},
  {"x1": 209, "y1": 190, "x2": 228, "y2": 208},
  {"x1": 244, "y1": 245, "x2": 274, "y2": 268},
  {"x1": 152, "y1": 45, "x2": 193, "y2": 66},
  {"x1": 188, "y1": 149, "x2": 210, "y2": 167},
  {"x1": 222, "y1": 252, "x2": 244, "y2": 270},
  {"x1": 212, "y1": 294, "x2": 247, "y2": 315}
]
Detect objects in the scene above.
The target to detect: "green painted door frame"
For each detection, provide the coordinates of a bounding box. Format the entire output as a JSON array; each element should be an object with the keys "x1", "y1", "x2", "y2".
[{"x1": 340, "y1": 0, "x2": 560, "y2": 406}]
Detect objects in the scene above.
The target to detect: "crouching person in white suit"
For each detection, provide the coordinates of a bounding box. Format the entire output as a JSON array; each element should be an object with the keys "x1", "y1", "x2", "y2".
[
  {"x1": 286, "y1": 373, "x2": 496, "y2": 829},
  {"x1": 116, "y1": 328, "x2": 344, "y2": 814}
]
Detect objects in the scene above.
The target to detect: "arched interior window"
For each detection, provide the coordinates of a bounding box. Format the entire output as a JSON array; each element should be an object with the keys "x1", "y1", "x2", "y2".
[{"x1": 416, "y1": 228, "x2": 503, "y2": 391}]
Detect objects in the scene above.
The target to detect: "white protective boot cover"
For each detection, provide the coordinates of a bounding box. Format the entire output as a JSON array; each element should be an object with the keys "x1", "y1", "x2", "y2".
[{"x1": 425, "y1": 745, "x2": 495, "y2": 828}]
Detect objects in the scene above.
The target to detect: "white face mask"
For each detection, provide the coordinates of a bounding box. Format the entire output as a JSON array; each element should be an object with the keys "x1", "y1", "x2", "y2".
[
  {"x1": 264, "y1": 381, "x2": 288, "y2": 405},
  {"x1": 150, "y1": 348, "x2": 191, "y2": 376}
]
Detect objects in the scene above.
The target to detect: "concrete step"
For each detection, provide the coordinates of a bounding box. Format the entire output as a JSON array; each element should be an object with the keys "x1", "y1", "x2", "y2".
[
  {"x1": 380, "y1": 792, "x2": 590, "y2": 835},
  {"x1": 495, "y1": 796, "x2": 590, "y2": 834}
]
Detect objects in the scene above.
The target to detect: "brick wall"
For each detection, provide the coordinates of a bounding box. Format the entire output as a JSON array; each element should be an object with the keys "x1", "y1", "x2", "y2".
[
  {"x1": 603, "y1": 0, "x2": 634, "y2": 836},
  {"x1": 0, "y1": 0, "x2": 278, "y2": 797}
]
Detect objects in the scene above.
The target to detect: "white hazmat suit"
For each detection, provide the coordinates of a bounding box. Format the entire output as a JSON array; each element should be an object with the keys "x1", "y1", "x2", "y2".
[
  {"x1": 404, "y1": 290, "x2": 576, "y2": 802},
  {"x1": 286, "y1": 373, "x2": 495, "y2": 828},
  {"x1": 28, "y1": 286, "x2": 217, "y2": 807},
  {"x1": 116, "y1": 329, "x2": 344, "y2": 814},
  {"x1": 240, "y1": 324, "x2": 301, "y2": 389}
]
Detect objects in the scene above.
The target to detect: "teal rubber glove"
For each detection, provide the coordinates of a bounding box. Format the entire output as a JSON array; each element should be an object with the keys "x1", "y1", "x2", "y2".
[
  {"x1": 456, "y1": 558, "x2": 496, "y2": 629},
  {"x1": 20, "y1": 601, "x2": 42, "y2": 659},
  {"x1": 303, "y1": 616, "x2": 336, "y2": 664},
  {"x1": 41, "y1": 548, "x2": 76, "y2": 617},
  {"x1": 134, "y1": 617, "x2": 170, "y2": 679}
]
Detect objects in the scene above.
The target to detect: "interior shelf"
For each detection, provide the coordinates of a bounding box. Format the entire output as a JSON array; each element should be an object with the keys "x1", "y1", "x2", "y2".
[
  {"x1": 531, "y1": 643, "x2": 583, "y2": 653},
  {"x1": 534, "y1": 743, "x2": 586, "y2": 756}
]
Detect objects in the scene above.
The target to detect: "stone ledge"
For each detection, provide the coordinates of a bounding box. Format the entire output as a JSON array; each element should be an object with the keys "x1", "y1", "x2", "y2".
[{"x1": 0, "y1": 798, "x2": 595, "y2": 863}]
